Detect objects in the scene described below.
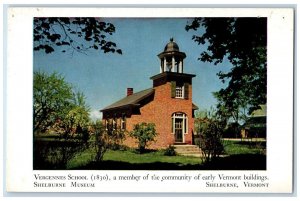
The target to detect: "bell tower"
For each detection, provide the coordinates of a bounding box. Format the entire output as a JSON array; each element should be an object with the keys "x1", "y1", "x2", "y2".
[
  {"x1": 158, "y1": 38, "x2": 186, "y2": 73},
  {"x1": 151, "y1": 38, "x2": 196, "y2": 90},
  {"x1": 150, "y1": 38, "x2": 197, "y2": 145}
]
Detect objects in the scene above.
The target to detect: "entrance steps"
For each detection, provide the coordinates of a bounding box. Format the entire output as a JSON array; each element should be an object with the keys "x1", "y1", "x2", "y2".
[{"x1": 173, "y1": 144, "x2": 202, "y2": 157}]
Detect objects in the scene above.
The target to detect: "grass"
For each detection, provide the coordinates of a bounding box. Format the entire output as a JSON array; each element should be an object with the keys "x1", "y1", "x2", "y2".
[
  {"x1": 223, "y1": 139, "x2": 266, "y2": 155},
  {"x1": 67, "y1": 148, "x2": 202, "y2": 170},
  {"x1": 67, "y1": 139, "x2": 266, "y2": 170},
  {"x1": 35, "y1": 136, "x2": 266, "y2": 170}
]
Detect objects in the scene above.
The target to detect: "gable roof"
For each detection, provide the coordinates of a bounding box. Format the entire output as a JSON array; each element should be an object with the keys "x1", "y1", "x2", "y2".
[
  {"x1": 101, "y1": 88, "x2": 155, "y2": 112},
  {"x1": 192, "y1": 103, "x2": 199, "y2": 110},
  {"x1": 251, "y1": 104, "x2": 266, "y2": 117}
]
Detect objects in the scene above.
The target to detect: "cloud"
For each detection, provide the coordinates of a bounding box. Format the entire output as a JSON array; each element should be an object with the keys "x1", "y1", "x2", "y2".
[{"x1": 89, "y1": 110, "x2": 102, "y2": 122}]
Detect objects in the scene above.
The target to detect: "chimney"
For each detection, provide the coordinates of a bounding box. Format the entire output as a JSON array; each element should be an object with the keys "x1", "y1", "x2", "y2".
[{"x1": 127, "y1": 88, "x2": 133, "y2": 96}]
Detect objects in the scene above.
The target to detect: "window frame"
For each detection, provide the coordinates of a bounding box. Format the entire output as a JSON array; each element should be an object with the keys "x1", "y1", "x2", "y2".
[
  {"x1": 121, "y1": 114, "x2": 126, "y2": 130},
  {"x1": 175, "y1": 85, "x2": 184, "y2": 99}
]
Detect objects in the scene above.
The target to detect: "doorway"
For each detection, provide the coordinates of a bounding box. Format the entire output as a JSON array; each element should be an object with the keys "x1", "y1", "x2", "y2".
[
  {"x1": 172, "y1": 112, "x2": 188, "y2": 143},
  {"x1": 174, "y1": 118, "x2": 183, "y2": 143}
]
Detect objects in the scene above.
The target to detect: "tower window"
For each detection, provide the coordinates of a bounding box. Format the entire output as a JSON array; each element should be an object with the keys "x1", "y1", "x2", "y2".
[
  {"x1": 171, "y1": 81, "x2": 189, "y2": 99},
  {"x1": 175, "y1": 85, "x2": 184, "y2": 98}
]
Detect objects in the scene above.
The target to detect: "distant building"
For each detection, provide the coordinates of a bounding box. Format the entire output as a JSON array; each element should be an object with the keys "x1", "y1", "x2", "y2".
[
  {"x1": 241, "y1": 105, "x2": 267, "y2": 138},
  {"x1": 101, "y1": 38, "x2": 198, "y2": 149}
]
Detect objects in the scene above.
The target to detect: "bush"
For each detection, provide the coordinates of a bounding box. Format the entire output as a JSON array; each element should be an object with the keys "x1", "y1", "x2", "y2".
[
  {"x1": 129, "y1": 122, "x2": 157, "y2": 153},
  {"x1": 33, "y1": 138, "x2": 88, "y2": 169},
  {"x1": 197, "y1": 120, "x2": 224, "y2": 163},
  {"x1": 92, "y1": 121, "x2": 125, "y2": 162},
  {"x1": 163, "y1": 145, "x2": 177, "y2": 156}
]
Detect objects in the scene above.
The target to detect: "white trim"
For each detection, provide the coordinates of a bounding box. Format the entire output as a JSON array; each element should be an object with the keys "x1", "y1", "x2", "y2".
[
  {"x1": 112, "y1": 118, "x2": 117, "y2": 130},
  {"x1": 171, "y1": 112, "x2": 188, "y2": 143},
  {"x1": 175, "y1": 84, "x2": 184, "y2": 99},
  {"x1": 121, "y1": 116, "x2": 126, "y2": 130},
  {"x1": 172, "y1": 56, "x2": 175, "y2": 72}
]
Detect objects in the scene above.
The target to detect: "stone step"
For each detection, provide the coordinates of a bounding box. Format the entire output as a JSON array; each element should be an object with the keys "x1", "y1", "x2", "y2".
[
  {"x1": 180, "y1": 153, "x2": 202, "y2": 157},
  {"x1": 173, "y1": 145, "x2": 200, "y2": 148},
  {"x1": 174, "y1": 146, "x2": 200, "y2": 151},
  {"x1": 173, "y1": 145, "x2": 202, "y2": 157}
]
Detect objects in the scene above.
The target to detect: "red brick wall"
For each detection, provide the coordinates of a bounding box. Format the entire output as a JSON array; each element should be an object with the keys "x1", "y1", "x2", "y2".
[{"x1": 122, "y1": 81, "x2": 194, "y2": 149}]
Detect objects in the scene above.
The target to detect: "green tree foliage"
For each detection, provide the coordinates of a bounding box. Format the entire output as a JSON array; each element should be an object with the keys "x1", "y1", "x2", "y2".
[
  {"x1": 194, "y1": 109, "x2": 225, "y2": 163},
  {"x1": 33, "y1": 72, "x2": 91, "y2": 135},
  {"x1": 33, "y1": 71, "x2": 74, "y2": 134},
  {"x1": 198, "y1": 119, "x2": 224, "y2": 163},
  {"x1": 33, "y1": 71, "x2": 92, "y2": 169},
  {"x1": 186, "y1": 18, "x2": 267, "y2": 120},
  {"x1": 60, "y1": 92, "x2": 90, "y2": 140},
  {"x1": 34, "y1": 17, "x2": 122, "y2": 54},
  {"x1": 130, "y1": 122, "x2": 157, "y2": 153}
]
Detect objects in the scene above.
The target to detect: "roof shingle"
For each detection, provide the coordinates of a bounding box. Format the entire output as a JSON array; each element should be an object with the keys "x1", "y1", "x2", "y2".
[{"x1": 101, "y1": 88, "x2": 155, "y2": 111}]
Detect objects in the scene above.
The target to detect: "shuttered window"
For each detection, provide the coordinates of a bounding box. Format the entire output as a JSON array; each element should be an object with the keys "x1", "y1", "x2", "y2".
[{"x1": 171, "y1": 81, "x2": 189, "y2": 100}]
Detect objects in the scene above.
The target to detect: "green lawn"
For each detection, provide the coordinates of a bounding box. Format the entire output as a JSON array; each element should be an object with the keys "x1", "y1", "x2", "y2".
[
  {"x1": 35, "y1": 136, "x2": 266, "y2": 170},
  {"x1": 67, "y1": 139, "x2": 266, "y2": 170},
  {"x1": 67, "y1": 148, "x2": 202, "y2": 170},
  {"x1": 223, "y1": 139, "x2": 266, "y2": 155}
]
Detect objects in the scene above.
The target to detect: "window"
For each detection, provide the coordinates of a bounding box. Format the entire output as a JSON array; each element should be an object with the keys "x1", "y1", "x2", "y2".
[
  {"x1": 105, "y1": 119, "x2": 109, "y2": 130},
  {"x1": 171, "y1": 81, "x2": 189, "y2": 99},
  {"x1": 113, "y1": 118, "x2": 117, "y2": 130},
  {"x1": 175, "y1": 85, "x2": 184, "y2": 98},
  {"x1": 121, "y1": 114, "x2": 126, "y2": 130}
]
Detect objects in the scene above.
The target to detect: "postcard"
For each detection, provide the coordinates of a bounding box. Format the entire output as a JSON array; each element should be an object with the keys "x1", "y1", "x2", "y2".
[{"x1": 5, "y1": 7, "x2": 294, "y2": 193}]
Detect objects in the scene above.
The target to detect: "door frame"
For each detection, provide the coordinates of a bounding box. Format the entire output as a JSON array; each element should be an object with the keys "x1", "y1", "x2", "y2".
[{"x1": 172, "y1": 112, "x2": 188, "y2": 143}]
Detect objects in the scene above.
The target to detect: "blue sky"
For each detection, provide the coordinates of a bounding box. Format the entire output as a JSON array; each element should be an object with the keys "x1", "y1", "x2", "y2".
[{"x1": 33, "y1": 18, "x2": 232, "y2": 121}]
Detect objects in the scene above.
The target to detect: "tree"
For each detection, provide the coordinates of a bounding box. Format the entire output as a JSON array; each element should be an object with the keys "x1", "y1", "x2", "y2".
[
  {"x1": 194, "y1": 109, "x2": 224, "y2": 163},
  {"x1": 186, "y1": 18, "x2": 267, "y2": 120},
  {"x1": 92, "y1": 121, "x2": 125, "y2": 162},
  {"x1": 33, "y1": 71, "x2": 92, "y2": 169},
  {"x1": 33, "y1": 71, "x2": 74, "y2": 134},
  {"x1": 60, "y1": 92, "x2": 91, "y2": 140},
  {"x1": 34, "y1": 17, "x2": 122, "y2": 55},
  {"x1": 33, "y1": 72, "x2": 91, "y2": 136},
  {"x1": 130, "y1": 122, "x2": 157, "y2": 153}
]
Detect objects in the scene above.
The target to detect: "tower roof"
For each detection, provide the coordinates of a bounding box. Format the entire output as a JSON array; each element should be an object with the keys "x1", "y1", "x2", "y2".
[
  {"x1": 158, "y1": 38, "x2": 186, "y2": 59},
  {"x1": 164, "y1": 38, "x2": 180, "y2": 52}
]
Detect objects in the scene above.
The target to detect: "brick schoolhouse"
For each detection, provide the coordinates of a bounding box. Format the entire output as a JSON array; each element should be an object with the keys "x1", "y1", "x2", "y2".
[{"x1": 101, "y1": 38, "x2": 198, "y2": 149}]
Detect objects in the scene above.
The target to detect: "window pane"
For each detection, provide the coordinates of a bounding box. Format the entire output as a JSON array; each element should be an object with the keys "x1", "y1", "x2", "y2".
[{"x1": 175, "y1": 86, "x2": 183, "y2": 98}]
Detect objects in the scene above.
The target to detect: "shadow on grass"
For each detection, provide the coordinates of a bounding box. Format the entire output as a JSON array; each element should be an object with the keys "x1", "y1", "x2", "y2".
[
  {"x1": 68, "y1": 154, "x2": 266, "y2": 170},
  {"x1": 202, "y1": 154, "x2": 266, "y2": 170},
  {"x1": 70, "y1": 160, "x2": 201, "y2": 170},
  {"x1": 234, "y1": 141, "x2": 266, "y2": 147}
]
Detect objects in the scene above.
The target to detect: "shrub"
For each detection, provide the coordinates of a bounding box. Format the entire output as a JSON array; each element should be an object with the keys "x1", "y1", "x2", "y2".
[
  {"x1": 197, "y1": 119, "x2": 224, "y2": 163},
  {"x1": 163, "y1": 145, "x2": 177, "y2": 156},
  {"x1": 129, "y1": 122, "x2": 157, "y2": 153},
  {"x1": 92, "y1": 121, "x2": 125, "y2": 162},
  {"x1": 33, "y1": 137, "x2": 88, "y2": 169}
]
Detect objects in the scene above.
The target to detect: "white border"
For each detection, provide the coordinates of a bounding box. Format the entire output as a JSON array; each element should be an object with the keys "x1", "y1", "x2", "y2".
[{"x1": 5, "y1": 7, "x2": 294, "y2": 194}]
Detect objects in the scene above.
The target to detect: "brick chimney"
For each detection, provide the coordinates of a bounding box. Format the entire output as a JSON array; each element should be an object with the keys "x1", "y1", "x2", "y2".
[{"x1": 127, "y1": 88, "x2": 133, "y2": 96}]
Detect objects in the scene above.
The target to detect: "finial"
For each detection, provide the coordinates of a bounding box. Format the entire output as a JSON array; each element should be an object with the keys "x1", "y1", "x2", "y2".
[{"x1": 170, "y1": 37, "x2": 174, "y2": 42}]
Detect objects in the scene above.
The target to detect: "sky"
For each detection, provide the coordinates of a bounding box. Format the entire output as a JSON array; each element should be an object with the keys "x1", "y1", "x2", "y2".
[{"x1": 33, "y1": 18, "x2": 232, "y2": 121}]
